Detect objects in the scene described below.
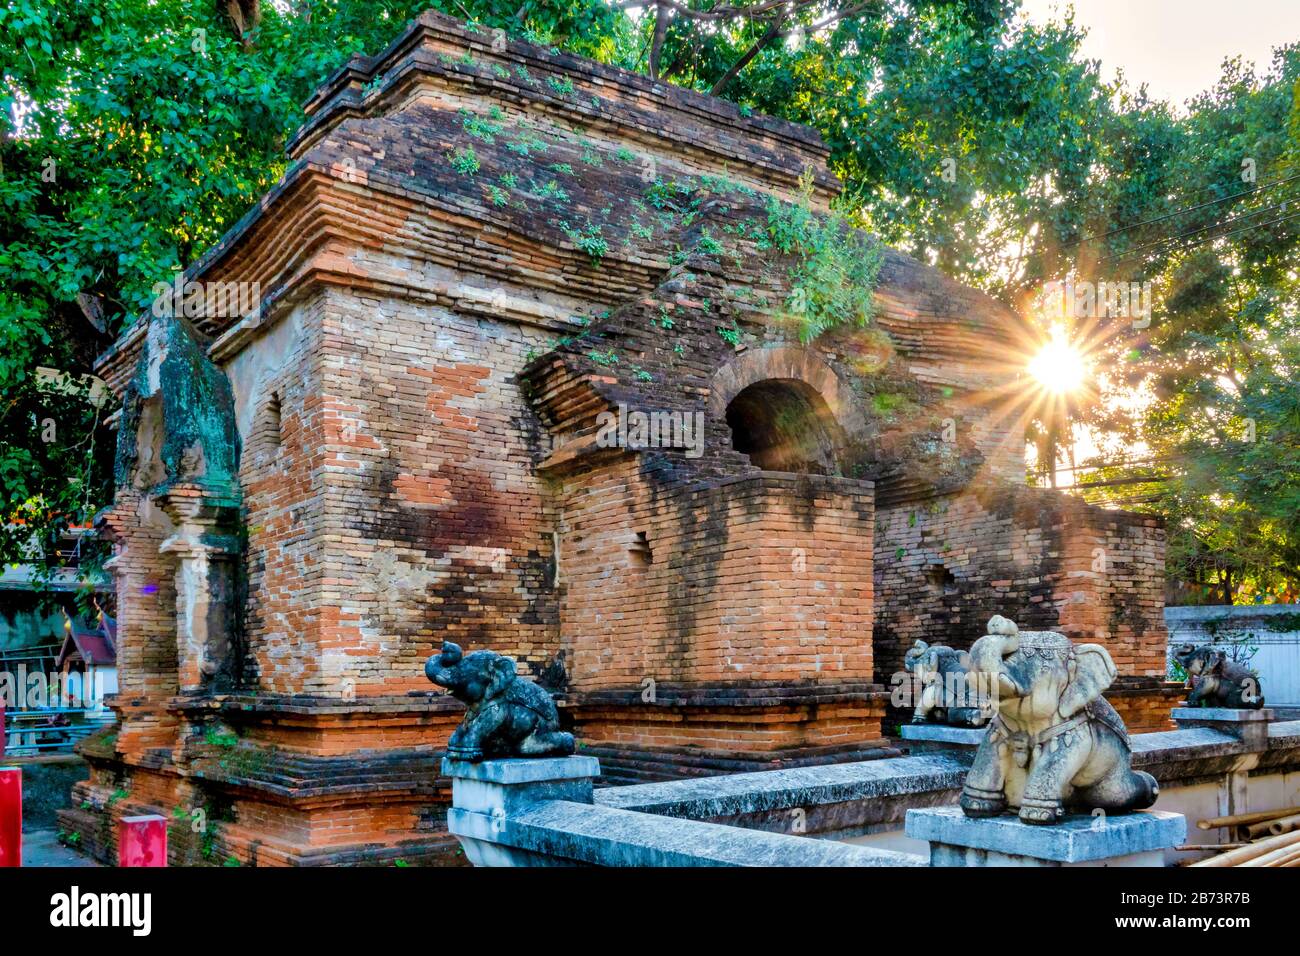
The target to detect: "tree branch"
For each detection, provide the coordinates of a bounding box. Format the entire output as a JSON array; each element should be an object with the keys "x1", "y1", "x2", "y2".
[
  {"x1": 649, "y1": 3, "x2": 671, "y2": 80},
  {"x1": 709, "y1": 15, "x2": 784, "y2": 97},
  {"x1": 616, "y1": 0, "x2": 791, "y2": 22},
  {"x1": 218, "y1": 0, "x2": 262, "y2": 50}
]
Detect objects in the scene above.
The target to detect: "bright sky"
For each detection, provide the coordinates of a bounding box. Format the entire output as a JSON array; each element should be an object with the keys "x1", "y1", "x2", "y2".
[
  {"x1": 1018, "y1": 0, "x2": 1300, "y2": 107},
  {"x1": 1015, "y1": 1, "x2": 1299, "y2": 480}
]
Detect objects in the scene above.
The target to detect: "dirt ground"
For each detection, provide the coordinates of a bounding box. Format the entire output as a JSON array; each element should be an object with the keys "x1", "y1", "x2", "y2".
[{"x1": 11, "y1": 755, "x2": 86, "y2": 830}]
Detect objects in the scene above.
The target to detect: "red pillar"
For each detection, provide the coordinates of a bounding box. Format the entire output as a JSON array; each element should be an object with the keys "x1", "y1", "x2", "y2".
[
  {"x1": 118, "y1": 814, "x2": 167, "y2": 867},
  {"x1": 0, "y1": 766, "x2": 20, "y2": 867}
]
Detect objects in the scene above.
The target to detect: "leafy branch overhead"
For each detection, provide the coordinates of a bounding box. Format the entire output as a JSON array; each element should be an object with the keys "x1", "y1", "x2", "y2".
[{"x1": 1, "y1": 0, "x2": 1297, "y2": 600}]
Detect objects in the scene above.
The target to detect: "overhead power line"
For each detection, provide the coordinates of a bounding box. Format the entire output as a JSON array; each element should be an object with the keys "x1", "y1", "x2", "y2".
[
  {"x1": 1108, "y1": 207, "x2": 1300, "y2": 270},
  {"x1": 1098, "y1": 189, "x2": 1300, "y2": 264},
  {"x1": 1063, "y1": 169, "x2": 1300, "y2": 252}
]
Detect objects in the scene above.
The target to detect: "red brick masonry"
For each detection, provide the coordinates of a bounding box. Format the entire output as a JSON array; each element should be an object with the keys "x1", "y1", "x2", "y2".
[{"x1": 65, "y1": 11, "x2": 1180, "y2": 865}]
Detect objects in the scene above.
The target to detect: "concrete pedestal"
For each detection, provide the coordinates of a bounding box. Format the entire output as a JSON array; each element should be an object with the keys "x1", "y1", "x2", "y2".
[
  {"x1": 443, "y1": 756, "x2": 600, "y2": 867},
  {"x1": 0, "y1": 767, "x2": 19, "y2": 868},
  {"x1": 898, "y1": 724, "x2": 986, "y2": 754},
  {"x1": 906, "y1": 806, "x2": 1185, "y2": 867},
  {"x1": 1172, "y1": 707, "x2": 1274, "y2": 748},
  {"x1": 118, "y1": 814, "x2": 168, "y2": 867}
]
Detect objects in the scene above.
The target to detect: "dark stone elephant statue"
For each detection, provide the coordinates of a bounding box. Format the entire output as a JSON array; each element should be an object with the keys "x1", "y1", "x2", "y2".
[
  {"x1": 902, "y1": 639, "x2": 990, "y2": 727},
  {"x1": 425, "y1": 641, "x2": 576, "y2": 761},
  {"x1": 959, "y1": 615, "x2": 1159, "y2": 825},
  {"x1": 1172, "y1": 643, "x2": 1264, "y2": 708}
]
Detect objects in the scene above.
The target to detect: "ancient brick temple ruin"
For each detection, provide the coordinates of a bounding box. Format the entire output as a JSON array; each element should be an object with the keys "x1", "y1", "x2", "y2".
[{"x1": 61, "y1": 11, "x2": 1182, "y2": 865}]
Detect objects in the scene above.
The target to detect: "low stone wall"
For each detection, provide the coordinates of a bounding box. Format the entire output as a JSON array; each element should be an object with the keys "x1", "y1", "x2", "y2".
[
  {"x1": 446, "y1": 714, "x2": 1300, "y2": 866},
  {"x1": 444, "y1": 756, "x2": 921, "y2": 866}
]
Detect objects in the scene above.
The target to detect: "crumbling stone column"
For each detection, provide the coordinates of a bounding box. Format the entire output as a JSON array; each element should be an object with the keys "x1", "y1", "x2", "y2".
[{"x1": 158, "y1": 487, "x2": 243, "y2": 693}]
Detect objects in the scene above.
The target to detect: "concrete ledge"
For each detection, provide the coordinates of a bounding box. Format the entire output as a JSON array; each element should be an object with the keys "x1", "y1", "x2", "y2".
[
  {"x1": 1131, "y1": 727, "x2": 1239, "y2": 758},
  {"x1": 1172, "y1": 707, "x2": 1273, "y2": 723},
  {"x1": 451, "y1": 800, "x2": 926, "y2": 867},
  {"x1": 1268, "y1": 720, "x2": 1300, "y2": 744},
  {"x1": 898, "y1": 725, "x2": 986, "y2": 751},
  {"x1": 906, "y1": 807, "x2": 1185, "y2": 864},
  {"x1": 441, "y1": 756, "x2": 600, "y2": 784},
  {"x1": 597, "y1": 752, "x2": 970, "y2": 818},
  {"x1": 1172, "y1": 708, "x2": 1274, "y2": 748}
]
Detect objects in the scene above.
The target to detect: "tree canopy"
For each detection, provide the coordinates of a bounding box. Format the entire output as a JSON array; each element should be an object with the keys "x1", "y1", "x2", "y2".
[{"x1": 2, "y1": 0, "x2": 1297, "y2": 601}]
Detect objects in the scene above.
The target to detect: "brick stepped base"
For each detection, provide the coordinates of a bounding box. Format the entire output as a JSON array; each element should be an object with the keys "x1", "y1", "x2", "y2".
[
  {"x1": 579, "y1": 740, "x2": 902, "y2": 786},
  {"x1": 56, "y1": 799, "x2": 466, "y2": 867},
  {"x1": 1107, "y1": 679, "x2": 1186, "y2": 733},
  {"x1": 61, "y1": 695, "x2": 472, "y2": 867},
  {"x1": 561, "y1": 686, "x2": 893, "y2": 762},
  {"x1": 57, "y1": 762, "x2": 469, "y2": 867}
]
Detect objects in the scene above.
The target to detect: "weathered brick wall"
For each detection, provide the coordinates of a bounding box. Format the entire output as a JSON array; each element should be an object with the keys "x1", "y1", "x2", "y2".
[
  {"x1": 302, "y1": 285, "x2": 561, "y2": 693},
  {"x1": 574, "y1": 700, "x2": 887, "y2": 754},
  {"x1": 228, "y1": 291, "x2": 331, "y2": 695},
  {"x1": 99, "y1": 492, "x2": 182, "y2": 755},
  {"x1": 1108, "y1": 682, "x2": 1184, "y2": 734},
  {"x1": 1053, "y1": 506, "x2": 1169, "y2": 677},
  {"x1": 873, "y1": 485, "x2": 1170, "y2": 686},
  {"x1": 556, "y1": 466, "x2": 874, "y2": 689}
]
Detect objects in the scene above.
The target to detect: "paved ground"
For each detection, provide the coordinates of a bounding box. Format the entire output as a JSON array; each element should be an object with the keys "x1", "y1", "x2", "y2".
[{"x1": 21, "y1": 829, "x2": 100, "y2": 867}]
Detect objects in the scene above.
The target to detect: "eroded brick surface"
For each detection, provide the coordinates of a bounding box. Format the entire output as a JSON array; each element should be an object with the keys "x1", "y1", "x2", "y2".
[{"x1": 70, "y1": 11, "x2": 1180, "y2": 865}]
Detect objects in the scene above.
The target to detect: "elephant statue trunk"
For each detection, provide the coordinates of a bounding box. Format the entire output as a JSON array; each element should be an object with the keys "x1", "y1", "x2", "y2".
[
  {"x1": 426, "y1": 640, "x2": 462, "y2": 686},
  {"x1": 966, "y1": 618, "x2": 1024, "y2": 702}
]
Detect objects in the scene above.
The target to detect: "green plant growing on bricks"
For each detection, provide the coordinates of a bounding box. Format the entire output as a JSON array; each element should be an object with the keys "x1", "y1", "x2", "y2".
[
  {"x1": 460, "y1": 107, "x2": 504, "y2": 142},
  {"x1": 562, "y1": 220, "x2": 608, "y2": 263},
  {"x1": 447, "y1": 146, "x2": 481, "y2": 176},
  {"x1": 765, "y1": 174, "x2": 882, "y2": 343},
  {"x1": 547, "y1": 75, "x2": 575, "y2": 96},
  {"x1": 632, "y1": 171, "x2": 882, "y2": 345}
]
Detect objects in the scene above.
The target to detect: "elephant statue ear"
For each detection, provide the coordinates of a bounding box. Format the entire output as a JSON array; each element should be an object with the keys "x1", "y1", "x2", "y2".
[
  {"x1": 486, "y1": 654, "x2": 517, "y2": 700},
  {"x1": 1059, "y1": 644, "x2": 1118, "y2": 718}
]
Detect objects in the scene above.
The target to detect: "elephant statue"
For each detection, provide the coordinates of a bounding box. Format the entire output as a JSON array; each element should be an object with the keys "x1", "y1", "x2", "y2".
[
  {"x1": 425, "y1": 641, "x2": 576, "y2": 761},
  {"x1": 1172, "y1": 643, "x2": 1264, "y2": 708},
  {"x1": 959, "y1": 615, "x2": 1159, "y2": 825},
  {"x1": 902, "y1": 639, "x2": 990, "y2": 727}
]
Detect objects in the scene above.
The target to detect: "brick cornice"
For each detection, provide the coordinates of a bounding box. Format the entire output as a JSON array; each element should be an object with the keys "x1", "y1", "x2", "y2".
[{"x1": 290, "y1": 10, "x2": 837, "y2": 203}]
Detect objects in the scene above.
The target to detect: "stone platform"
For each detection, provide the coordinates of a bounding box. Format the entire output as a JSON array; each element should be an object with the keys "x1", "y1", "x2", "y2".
[
  {"x1": 906, "y1": 806, "x2": 1185, "y2": 867},
  {"x1": 22, "y1": 829, "x2": 100, "y2": 868},
  {"x1": 897, "y1": 724, "x2": 986, "y2": 754},
  {"x1": 1172, "y1": 707, "x2": 1275, "y2": 748}
]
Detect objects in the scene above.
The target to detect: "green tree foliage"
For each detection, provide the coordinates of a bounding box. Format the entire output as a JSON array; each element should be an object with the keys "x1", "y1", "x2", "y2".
[
  {"x1": 1073, "y1": 49, "x2": 1300, "y2": 602},
  {"x1": 622, "y1": 1, "x2": 1113, "y2": 289},
  {"x1": 0, "y1": 0, "x2": 624, "y2": 571}
]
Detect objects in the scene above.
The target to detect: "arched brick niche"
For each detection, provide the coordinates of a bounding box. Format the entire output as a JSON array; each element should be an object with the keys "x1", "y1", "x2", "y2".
[{"x1": 710, "y1": 346, "x2": 865, "y2": 473}]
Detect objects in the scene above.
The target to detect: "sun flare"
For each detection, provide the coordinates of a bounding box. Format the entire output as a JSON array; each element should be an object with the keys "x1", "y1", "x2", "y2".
[{"x1": 1028, "y1": 327, "x2": 1089, "y2": 395}]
